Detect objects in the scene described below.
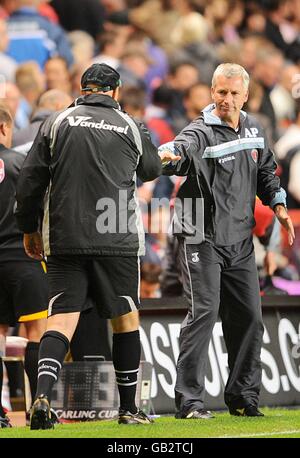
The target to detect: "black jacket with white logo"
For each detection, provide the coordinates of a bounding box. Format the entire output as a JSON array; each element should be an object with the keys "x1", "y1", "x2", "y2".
[
  {"x1": 161, "y1": 104, "x2": 285, "y2": 246},
  {"x1": 15, "y1": 94, "x2": 161, "y2": 256},
  {"x1": 0, "y1": 144, "x2": 30, "y2": 261}
]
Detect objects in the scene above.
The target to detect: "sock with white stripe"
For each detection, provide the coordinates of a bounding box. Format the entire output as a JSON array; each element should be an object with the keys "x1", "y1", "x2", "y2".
[
  {"x1": 113, "y1": 330, "x2": 140, "y2": 413},
  {"x1": 36, "y1": 331, "x2": 69, "y2": 403}
]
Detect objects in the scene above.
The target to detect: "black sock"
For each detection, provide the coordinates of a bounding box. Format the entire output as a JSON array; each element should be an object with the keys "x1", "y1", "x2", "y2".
[
  {"x1": 36, "y1": 330, "x2": 69, "y2": 403},
  {"x1": 113, "y1": 330, "x2": 140, "y2": 413},
  {"x1": 0, "y1": 357, "x2": 5, "y2": 417},
  {"x1": 24, "y1": 341, "x2": 39, "y2": 403}
]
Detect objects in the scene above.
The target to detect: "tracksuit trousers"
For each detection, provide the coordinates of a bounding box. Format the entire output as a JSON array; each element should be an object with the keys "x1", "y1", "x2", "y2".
[{"x1": 175, "y1": 236, "x2": 264, "y2": 415}]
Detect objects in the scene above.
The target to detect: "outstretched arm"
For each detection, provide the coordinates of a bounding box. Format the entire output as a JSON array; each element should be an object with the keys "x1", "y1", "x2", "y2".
[{"x1": 158, "y1": 143, "x2": 181, "y2": 165}]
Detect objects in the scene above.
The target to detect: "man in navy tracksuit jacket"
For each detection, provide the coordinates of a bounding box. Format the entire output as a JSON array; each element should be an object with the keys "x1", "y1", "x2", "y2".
[{"x1": 159, "y1": 63, "x2": 295, "y2": 419}]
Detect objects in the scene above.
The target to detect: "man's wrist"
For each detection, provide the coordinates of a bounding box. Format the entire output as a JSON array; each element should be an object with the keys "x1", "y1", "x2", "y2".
[{"x1": 273, "y1": 203, "x2": 286, "y2": 215}]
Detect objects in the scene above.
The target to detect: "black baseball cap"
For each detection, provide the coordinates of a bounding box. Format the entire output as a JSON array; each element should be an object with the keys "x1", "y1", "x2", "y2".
[{"x1": 81, "y1": 63, "x2": 121, "y2": 93}]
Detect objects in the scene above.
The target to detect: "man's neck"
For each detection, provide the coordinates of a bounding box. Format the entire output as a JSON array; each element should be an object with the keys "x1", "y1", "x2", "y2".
[
  {"x1": 212, "y1": 109, "x2": 240, "y2": 129},
  {"x1": 226, "y1": 119, "x2": 240, "y2": 130}
]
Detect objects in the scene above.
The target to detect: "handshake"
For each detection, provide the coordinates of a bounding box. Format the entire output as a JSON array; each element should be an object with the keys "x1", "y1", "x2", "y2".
[{"x1": 158, "y1": 142, "x2": 181, "y2": 165}]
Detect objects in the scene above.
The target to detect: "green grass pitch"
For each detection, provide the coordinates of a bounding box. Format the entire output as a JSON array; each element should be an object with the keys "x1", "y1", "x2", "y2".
[{"x1": 1, "y1": 408, "x2": 300, "y2": 438}]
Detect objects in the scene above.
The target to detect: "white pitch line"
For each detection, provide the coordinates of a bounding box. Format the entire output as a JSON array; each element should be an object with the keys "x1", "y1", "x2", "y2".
[{"x1": 219, "y1": 430, "x2": 300, "y2": 438}]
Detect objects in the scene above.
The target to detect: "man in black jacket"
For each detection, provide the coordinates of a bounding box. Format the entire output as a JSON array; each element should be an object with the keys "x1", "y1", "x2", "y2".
[
  {"x1": 159, "y1": 63, "x2": 295, "y2": 419},
  {"x1": 15, "y1": 63, "x2": 161, "y2": 429},
  {"x1": 0, "y1": 107, "x2": 48, "y2": 427}
]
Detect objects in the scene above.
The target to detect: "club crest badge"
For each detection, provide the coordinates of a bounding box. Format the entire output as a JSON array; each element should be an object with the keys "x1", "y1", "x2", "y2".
[
  {"x1": 0, "y1": 159, "x2": 5, "y2": 183},
  {"x1": 251, "y1": 149, "x2": 258, "y2": 163}
]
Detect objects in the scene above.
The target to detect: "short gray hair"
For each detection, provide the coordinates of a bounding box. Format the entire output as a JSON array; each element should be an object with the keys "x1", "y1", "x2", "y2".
[{"x1": 212, "y1": 63, "x2": 250, "y2": 90}]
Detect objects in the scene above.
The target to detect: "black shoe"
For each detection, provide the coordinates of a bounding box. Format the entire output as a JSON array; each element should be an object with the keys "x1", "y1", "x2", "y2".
[
  {"x1": 26, "y1": 407, "x2": 59, "y2": 427},
  {"x1": 30, "y1": 395, "x2": 55, "y2": 430},
  {"x1": 176, "y1": 409, "x2": 214, "y2": 419},
  {"x1": 118, "y1": 409, "x2": 154, "y2": 425},
  {"x1": 229, "y1": 405, "x2": 264, "y2": 417},
  {"x1": 0, "y1": 415, "x2": 12, "y2": 428}
]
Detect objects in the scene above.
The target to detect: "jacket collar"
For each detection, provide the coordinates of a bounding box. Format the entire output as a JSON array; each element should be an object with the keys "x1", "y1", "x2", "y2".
[
  {"x1": 202, "y1": 103, "x2": 247, "y2": 127},
  {"x1": 31, "y1": 109, "x2": 54, "y2": 124},
  {"x1": 73, "y1": 94, "x2": 120, "y2": 110}
]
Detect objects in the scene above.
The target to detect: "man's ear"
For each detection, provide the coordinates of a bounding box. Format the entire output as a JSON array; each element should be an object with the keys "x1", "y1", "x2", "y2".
[
  {"x1": 0, "y1": 122, "x2": 6, "y2": 136},
  {"x1": 112, "y1": 86, "x2": 120, "y2": 101},
  {"x1": 211, "y1": 86, "x2": 215, "y2": 101}
]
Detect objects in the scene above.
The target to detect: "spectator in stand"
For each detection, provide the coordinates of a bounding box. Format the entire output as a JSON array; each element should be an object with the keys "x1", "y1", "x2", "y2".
[
  {"x1": 0, "y1": 3, "x2": 7, "y2": 17},
  {"x1": 92, "y1": 30, "x2": 140, "y2": 88},
  {"x1": 275, "y1": 96, "x2": 300, "y2": 275},
  {"x1": 172, "y1": 82, "x2": 211, "y2": 133},
  {"x1": 13, "y1": 88, "x2": 72, "y2": 151},
  {"x1": 124, "y1": 29, "x2": 169, "y2": 100},
  {"x1": 270, "y1": 64, "x2": 300, "y2": 129},
  {"x1": 67, "y1": 30, "x2": 95, "y2": 67},
  {"x1": 165, "y1": 60, "x2": 200, "y2": 132},
  {"x1": 44, "y1": 57, "x2": 71, "y2": 94},
  {"x1": 4, "y1": 0, "x2": 73, "y2": 69},
  {"x1": 252, "y1": 45, "x2": 284, "y2": 143},
  {"x1": 15, "y1": 61, "x2": 46, "y2": 123},
  {"x1": 92, "y1": 30, "x2": 126, "y2": 70},
  {"x1": 260, "y1": 0, "x2": 300, "y2": 63},
  {"x1": 0, "y1": 81, "x2": 28, "y2": 130},
  {"x1": 129, "y1": 0, "x2": 179, "y2": 55},
  {"x1": 101, "y1": 0, "x2": 126, "y2": 15},
  {"x1": 121, "y1": 46, "x2": 153, "y2": 91},
  {"x1": 0, "y1": 18, "x2": 17, "y2": 82},
  {"x1": 145, "y1": 85, "x2": 175, "y2": 146},
  {"x1": 119, "y1": 85, "x2": 159, "y2": 145},
  {"x1": 50, "y1": 0, "x2": 105, "y2": 39},
  {"x1": 70, "y1": 61, "x2": 92, "y2": 98},
  {"x1": 170, "y1": 0, "x2": 209, "y2": 49},
  {"x1": 243, "y1": 79, "x2": 274, "y2": 148},
  {"x1": 38, "y1": 0, "x2": 58, "y2": 23},
  {"x1": 242, "y1": 1, "x2": 266, "y2": 35},
  {"x1": 239, "y1": 35, "x2": 274, "y2": 73},
  {"x1": 275, "y1": 99, "x2": 300, "y2": 209}
]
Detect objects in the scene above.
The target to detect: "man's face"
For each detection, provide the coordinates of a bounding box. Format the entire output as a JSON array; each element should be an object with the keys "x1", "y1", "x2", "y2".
[
  {"x1": 211, "y1": 75, "x2": 248, "y2": 122},
  {"x1": 45, "y1": 59, "x2": 69, "y2": 90}
]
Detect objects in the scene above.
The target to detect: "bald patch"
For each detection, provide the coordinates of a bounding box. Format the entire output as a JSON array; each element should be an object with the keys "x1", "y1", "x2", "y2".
[{"x1": 38, "y1": 90, "x2": 72, "y2": 111}]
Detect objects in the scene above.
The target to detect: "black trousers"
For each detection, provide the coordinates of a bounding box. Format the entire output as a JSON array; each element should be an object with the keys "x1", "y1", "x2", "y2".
[{"x1": 175, "y1": 237, "x2": 264, "y2": 415}]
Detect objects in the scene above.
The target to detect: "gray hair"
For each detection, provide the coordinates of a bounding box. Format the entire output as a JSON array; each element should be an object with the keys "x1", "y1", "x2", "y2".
[{"x1": 212, "y1": 63, "x2": 250, "y2": 90}]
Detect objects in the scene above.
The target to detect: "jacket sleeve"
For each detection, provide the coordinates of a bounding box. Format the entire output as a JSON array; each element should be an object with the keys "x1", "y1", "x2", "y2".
[
  {"x1": 159, "y1": 125, "x2": 200, "y2": 176},
  {"x1": 136, "y1": 121, "x2": 162, "y2": 182},
  {"x1": 256, "y1": 132, "x2": 287, "y2": 209},
  {"x1": 15, "y1": 119, "x2": 52, "y2": 233}
]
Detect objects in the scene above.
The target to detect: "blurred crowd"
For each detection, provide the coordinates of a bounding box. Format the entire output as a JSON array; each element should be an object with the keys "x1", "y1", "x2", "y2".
[{"x1": 1, "y1": 0, "x2": 300, "y2": 297}]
